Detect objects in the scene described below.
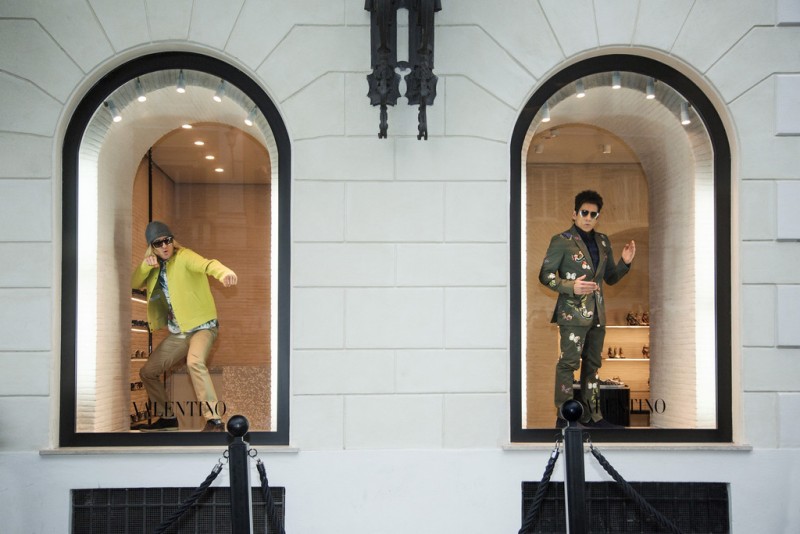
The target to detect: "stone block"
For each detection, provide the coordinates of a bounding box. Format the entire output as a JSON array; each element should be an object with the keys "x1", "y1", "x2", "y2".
[
  {"x1": 344, "y1": 394, "x2": 442, "y2": 449},
  {"x1": 445, "y1": 182, "x2": 507, "y2": 242},
  {"x1": 283, "y1": 73, "x2": 346, "y2": 139},
  {"x1": 293, "y1": 350, "x2": 395, "y2": 394},
  {"x1": 777, "y1": 285, "x2": 800, "y2": 346},
  {"x1": 293, "y1": 288, "x2": 345, "y2": 349},
  {"x1": 445, "y1": 288, "x2": 506, "y2": 348},
  {"x1": 345, "y1": 288, "x2": 443, "y2": 348},
  {"x1": 346, "y1": 182, "x2": 444, "y2": 242},
  {"x1": 0, "y1": 289, "x2": 51, "y2": 351},
  {"x1": 741, "y1": 285, "x2": 775, "y2": 347},
  {"x1": 295, "y1": 243, "x2": 395, "y2": 287},
  {"x1": 396, "y1": 349, "x2": 506, "y2": 393},
  {"x1": 396, "y1": 244, "x2": 506, "y2": 287},
  {"x1": 292, "y1": 395, "x2": 344, "y2": 450},
  {"x1": 777, "y1": 181, "x2": 800, "y2": 240},
  {"x1": 292, "y1": 182, "x2": 346, "y2": 242}
]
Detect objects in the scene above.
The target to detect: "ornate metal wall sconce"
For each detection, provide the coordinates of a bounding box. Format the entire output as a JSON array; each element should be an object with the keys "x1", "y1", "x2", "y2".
[{"x1": 365, "y1": 0, "x2": 441, "y2": 140}]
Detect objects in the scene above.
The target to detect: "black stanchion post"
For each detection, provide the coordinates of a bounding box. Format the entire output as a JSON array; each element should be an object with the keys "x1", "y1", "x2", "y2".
[
  {"x1": 228, "y1": 415, "x2": 254, "y2": 534},
  {"x1": 561, "y1": 400, "x2": 587, "y2": 534}
]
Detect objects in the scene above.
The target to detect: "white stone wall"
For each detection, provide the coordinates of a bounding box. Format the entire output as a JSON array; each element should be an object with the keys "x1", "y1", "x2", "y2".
[{"x1": 1, "y1": 1, "x2": 799, "y2": 532}]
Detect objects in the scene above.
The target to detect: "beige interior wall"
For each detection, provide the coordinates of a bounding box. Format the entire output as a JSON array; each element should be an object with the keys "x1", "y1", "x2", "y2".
[
  {"x1": 171, "y1": 182, "x2": 272, "y2": 367},
  {"x1": 525, "y1": 163, "x2": 650, "y2": 427}
]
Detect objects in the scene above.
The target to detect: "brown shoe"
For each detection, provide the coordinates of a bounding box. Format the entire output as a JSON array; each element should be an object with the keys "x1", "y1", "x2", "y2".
[{"x1": 202, "y1": 419, "x2": 225, "y2": 432}]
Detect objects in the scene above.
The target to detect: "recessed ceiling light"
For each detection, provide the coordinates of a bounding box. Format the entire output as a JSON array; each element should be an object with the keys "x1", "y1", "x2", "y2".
[
  {"x1": 194, "y1": 140, "x2": 205, "y2": 146},
  {"x1": 541, "y1": 102, "x2": 550, "y2": 123},
  {"x1": 213, "y1": 80, "x2": 225, "y2": 103},
  {"x1": 104, "y1": 101, "x2": 122, "y2": 122},
  {"x1": 205, "y1": 155, "x2": 215, "y2": 160},
  {"x1": 214, "y1": 168, "x2": 224, "y2": 173},
  {"x1": 182, "y1": 124, "x2": 192, "y2": 129},
  {"x1": 646, "y1": 78, "x2": 656, "y2": 100},
  {"x1": 135, "y1": 78, "x2": 146, "y2": 102},
  {"x1": 575, "y1": 79, "x2": 585, "y2": 98},
  {"x1": 244, "y1": 106, "x2": 257, "y2": 126},
  {"x1": 681, "y1": 101, "x2": 691, "y2": 125}
]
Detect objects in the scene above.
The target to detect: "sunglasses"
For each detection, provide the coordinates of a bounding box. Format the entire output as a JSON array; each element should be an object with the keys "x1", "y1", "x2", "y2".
[
  {"x1": 579, "y1": 209, "x2": 600, "y2": 219},
  {"x1": 151, "y1": 236, "x2": 174, "y2": 248}
]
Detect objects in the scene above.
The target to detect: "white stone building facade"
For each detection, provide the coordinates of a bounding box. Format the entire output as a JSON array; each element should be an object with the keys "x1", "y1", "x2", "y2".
[{"x1": 1, "y1": 1, "x2": 799, "y2": 532}]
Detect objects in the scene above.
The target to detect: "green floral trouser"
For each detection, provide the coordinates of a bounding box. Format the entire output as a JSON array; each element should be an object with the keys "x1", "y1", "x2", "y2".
[{"x1": 555, "y1": 324, "x2": 606, "y2": 422}]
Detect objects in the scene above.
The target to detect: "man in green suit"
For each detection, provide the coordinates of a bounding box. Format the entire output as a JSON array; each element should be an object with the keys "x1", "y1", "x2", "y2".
[{"x1": 539, "y1": 190, "x2": 636, "y2": 428}]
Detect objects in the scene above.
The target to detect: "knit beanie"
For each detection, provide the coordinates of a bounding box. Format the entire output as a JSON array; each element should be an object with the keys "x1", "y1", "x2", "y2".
[{"x1": 145, "y1": 221, "x2": 173, "y2": 244}]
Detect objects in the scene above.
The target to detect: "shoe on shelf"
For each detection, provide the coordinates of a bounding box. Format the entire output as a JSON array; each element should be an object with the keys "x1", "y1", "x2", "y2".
[
  {"x1": 583, "y1": 418, "x2": 624, "y2": 429},
  {"x1": 202, "y1": 419, "x2": 225, "y2": 432},
  {"x1": 138, "y1": 417, "x2": 179, "y2": 432}
]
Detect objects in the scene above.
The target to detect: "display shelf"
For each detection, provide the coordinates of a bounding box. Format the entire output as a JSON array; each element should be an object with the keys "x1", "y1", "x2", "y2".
[{"x1": 130, "y1": 290, "x2": 152, "y2": 425}]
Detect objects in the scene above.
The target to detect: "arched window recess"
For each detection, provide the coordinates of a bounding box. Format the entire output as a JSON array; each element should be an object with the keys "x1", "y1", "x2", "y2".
[
  {"x1": 60, "y1": 53, "x2": 291, "y2": 447},
  {"x1": 510, "y1": 55, "x2": 732, "y2": 443}
]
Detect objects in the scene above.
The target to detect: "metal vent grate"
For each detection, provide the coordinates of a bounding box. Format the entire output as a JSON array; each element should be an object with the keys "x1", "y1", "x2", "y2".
[
  {"x1": 522, "y1": 481, "x2": 729, "y2": 533},
  {"x1": 72, "y1": 487, "x2": 285, "y2": 534}
]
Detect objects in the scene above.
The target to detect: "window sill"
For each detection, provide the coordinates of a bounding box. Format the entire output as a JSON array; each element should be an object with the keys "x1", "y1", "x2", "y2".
[
  {"x1": 503, "y1": 442, "x2": 753, "y2": 452},
  {"x1": 40, "y1": 445, "x2": 299, "y2": 456}
]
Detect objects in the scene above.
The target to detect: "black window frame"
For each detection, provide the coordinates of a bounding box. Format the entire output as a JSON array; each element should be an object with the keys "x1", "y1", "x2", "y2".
[
  {"x1": 59, "y1": 52, "x2": 291, "y2": 447},
  {"x1": 509, "y1": 54, "x2": 732, "y2": 443}
]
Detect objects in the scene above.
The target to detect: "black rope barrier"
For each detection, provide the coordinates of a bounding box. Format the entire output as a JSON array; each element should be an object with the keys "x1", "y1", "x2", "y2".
[
  {"x1": 153, "y1": 462, "x2": 224, "y2": 534},
  {"x1": 589, "y1": 442, "x2": 686, "y2": 534},
  {"x1": 256, "y1": 458, "x2": 287, "y2": 534},
  {"x1": 518, "y1": 439, "x2": 562, "y2": 534}
]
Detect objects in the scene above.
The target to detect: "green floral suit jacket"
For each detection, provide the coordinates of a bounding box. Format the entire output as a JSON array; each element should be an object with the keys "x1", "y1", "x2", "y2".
[{"x1": 538, "y1": 225, "x2": 630, "y2": 327}]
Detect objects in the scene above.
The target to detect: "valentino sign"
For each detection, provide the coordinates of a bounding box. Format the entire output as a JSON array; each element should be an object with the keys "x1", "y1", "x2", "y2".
[{"x1": 365, "y1": 0, "x2": 441, "y2": 140}]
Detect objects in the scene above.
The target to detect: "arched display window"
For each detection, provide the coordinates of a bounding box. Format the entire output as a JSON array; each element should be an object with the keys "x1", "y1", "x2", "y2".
[
  {"x1": 510, "y1": 55, "x2": 732, "y2": 443},
  {"x1": 60, "y1": 53, "x2": 290, "y2": 446}
]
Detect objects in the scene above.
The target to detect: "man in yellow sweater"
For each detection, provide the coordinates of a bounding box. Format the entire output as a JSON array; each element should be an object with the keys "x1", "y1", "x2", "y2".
[{"x1": 132, "y1": 221, "x2": 238, "y2": 432}]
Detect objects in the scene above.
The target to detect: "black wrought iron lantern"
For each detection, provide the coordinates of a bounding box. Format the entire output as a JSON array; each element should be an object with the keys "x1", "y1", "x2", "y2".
[{"x1": 365, "y1": 0, "x2": 441, "y2": 140}]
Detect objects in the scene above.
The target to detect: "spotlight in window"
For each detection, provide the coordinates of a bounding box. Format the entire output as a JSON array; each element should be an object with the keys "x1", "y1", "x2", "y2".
[
  {"x1": 541, "y1": 102, "x2": 551, "y2": 123},
  {"x1": 214, "y1": 167, "x2": 224, "y2": 173},
  {"x1": 681, "y1": 101, "x2": 691, "y2": 125},
  {"x1": 176, "y1": 70, "x2": 186, "y2": 93},
  {"x1": 646, "y1": 78, "x2": 656, "y2": 100},
  {"x1": 182, "y1": 123, "x2": 192, "y2": 129},
  {"x1": 213, "y1": 80, "x2": 226, "y2": 103},
  {"x1": 244, "y1": 106, "x2": 257, "y2": 126},
  {"x1": 612, "y1": 71, "x2": 621, "y2": 89},
  {"x1": 194, "y1": 140, "x2": 205, "y2": 146},
  {"x1": 135, "y1": 78, "x2": 147, "y2": 102},
  {"x1": 602, "y1": 144, "x2": 612, "y2": 154},
  {"x1": 205, "y1": 155, "x2": 215, "y2": 160},
  {"x1": 104, "y1": 100, "x2": 122, "y2": 122},
  {"x1": 575, "y1": 79, "x2": 585, "y2": 98}
]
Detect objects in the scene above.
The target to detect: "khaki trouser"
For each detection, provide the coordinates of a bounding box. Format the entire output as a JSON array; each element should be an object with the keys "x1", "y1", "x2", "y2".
[
  {"x1": 139, "y1": 327, "x2": 220, "y2": 421},
  {"x1": 554, "y1": 324, "x2": 606, "y2": 423}
]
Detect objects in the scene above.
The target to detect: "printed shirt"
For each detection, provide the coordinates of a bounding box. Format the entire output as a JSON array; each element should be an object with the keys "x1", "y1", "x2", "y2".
[{"x1": 159, "y1": 263, "x2": 218, "y2": 334}]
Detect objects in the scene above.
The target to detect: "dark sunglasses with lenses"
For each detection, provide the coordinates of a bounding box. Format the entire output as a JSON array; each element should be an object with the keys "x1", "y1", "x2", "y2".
[
  {"x1": 151, "y1": 236, "x2": 174, "y2": 248},
  {"x1": 579, "y1": 209, "x2": 600, "y2": 219}
]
